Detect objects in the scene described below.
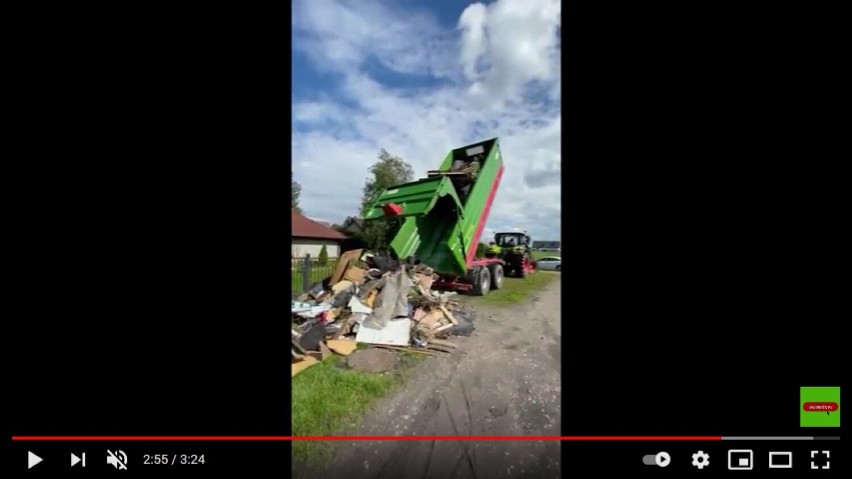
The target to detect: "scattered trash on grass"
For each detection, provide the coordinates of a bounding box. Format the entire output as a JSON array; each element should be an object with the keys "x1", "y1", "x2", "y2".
[{"x1": 291, "y1": 252, "x2": 477, "y2": 374}]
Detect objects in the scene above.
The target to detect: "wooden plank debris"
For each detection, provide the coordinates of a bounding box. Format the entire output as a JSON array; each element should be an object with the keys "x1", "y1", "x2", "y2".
[
  {"x1": 440, "y1": 305, "x2": 458, "y2": 325},
  {"x1": 373, "y1": 345, "x2": 434, "y2": 356},
  {"x1": 428, "y1": 338, "x2": 457, "y2": 348},
  {"x1": 326, "y1": 340, "x2": 358, "y2": 356},
  {"x1": 291, "y1": 357, "x2": 319, "y2": 377}
]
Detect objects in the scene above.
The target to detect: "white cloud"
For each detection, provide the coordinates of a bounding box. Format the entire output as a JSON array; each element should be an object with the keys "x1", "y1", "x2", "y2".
[{"x1": 292, "y1": 0, "x2": 561, "y2": 243}]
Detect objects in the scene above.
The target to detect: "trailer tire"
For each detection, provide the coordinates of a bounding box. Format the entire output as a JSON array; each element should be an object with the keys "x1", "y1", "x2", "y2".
[
  {"x1": 469, "y1": 266, "x2": 491, "y2": 296},
  {"x1": 488, "y1": 263, "x2": 504, "y2": 290}
]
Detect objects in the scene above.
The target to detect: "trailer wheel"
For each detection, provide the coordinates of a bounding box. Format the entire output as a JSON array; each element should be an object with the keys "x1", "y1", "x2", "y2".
[
  {"x1": 488, "y1": 263, "x2": 504, "y2": 290},
  {"x1": 469, "y1": 265, "x2": 491, "y2": 296}
]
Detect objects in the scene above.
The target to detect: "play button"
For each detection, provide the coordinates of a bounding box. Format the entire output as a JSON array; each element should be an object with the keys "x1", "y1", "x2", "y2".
[
  {"x1": 655, "y1": 451, "x2": 672, "y2": 467},
  {"x1": 28, "y1": 451, "x2": 43, "y2": 469}
]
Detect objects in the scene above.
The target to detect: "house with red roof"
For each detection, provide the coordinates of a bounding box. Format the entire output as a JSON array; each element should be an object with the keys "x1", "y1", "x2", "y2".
[{"x1": 292, "y1": 209, "x2": 345, "y2": 258}]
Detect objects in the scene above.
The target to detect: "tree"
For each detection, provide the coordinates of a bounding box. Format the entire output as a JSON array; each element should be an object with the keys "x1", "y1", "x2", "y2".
[
  {"x1": 360, "y1": 149, "x2": 415, "y2": 215},
  {"x1": 359, "y1": 149, "x2": 415, "y2": 251},
  {"x1": 291, "y1": 172, "x2": 302, "y2": 213},
  {"x1": 317, "y1": 244, "x2": 328, "y2": 266}
]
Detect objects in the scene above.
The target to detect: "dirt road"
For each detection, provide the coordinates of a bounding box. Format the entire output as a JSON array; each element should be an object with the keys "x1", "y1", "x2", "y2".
[{"x1": 301, "y1": 275, "x2": 562, "y2": 479}]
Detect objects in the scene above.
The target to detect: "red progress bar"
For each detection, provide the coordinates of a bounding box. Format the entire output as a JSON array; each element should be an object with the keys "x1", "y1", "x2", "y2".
[{"x1": 12, "y1": 436, "x2": 723, "y2": 441}]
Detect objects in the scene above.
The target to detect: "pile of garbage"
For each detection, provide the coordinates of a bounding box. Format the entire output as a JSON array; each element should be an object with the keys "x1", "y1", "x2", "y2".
[{"x1": 291, "y1": 249, "x2": 476, "y2": 377}]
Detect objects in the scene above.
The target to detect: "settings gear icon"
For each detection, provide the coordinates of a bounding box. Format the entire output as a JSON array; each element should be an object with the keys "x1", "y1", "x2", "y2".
[{"x1": 691, "y1": 450, "x2": 710, "y2": 469}]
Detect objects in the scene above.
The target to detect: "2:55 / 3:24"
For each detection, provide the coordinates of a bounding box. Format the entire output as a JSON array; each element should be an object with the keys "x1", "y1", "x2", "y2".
[{"x1": 142, "y1": 454, "x2": 205, "y2": 465}]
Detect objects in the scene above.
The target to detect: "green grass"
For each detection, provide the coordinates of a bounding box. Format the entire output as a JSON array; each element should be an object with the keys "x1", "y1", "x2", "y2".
[
  {"x1": 469, "y1": 270, "x2": 559, "y2": 306},
  {"x1": 291, "y1": 350, "x2": 426, "y2": 466}
]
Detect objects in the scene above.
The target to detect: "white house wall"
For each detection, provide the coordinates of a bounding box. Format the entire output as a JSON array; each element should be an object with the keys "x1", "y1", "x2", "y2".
[{"x1": 292, "y1": 239, "x2": 341, "y2": 258}]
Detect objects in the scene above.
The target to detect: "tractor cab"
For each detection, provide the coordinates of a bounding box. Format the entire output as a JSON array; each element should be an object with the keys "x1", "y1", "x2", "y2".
[
  {"x1": 492, "y1": 231, "x2": 536, "y2": 278},
  {"x1": 494, "y1": 232, "x2": 531, "y2": 253}
]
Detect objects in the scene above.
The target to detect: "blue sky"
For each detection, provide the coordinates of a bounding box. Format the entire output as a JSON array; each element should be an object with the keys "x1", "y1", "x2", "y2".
[{"x1": 292, "y1": 0, "x2": 561, "y2": 242}]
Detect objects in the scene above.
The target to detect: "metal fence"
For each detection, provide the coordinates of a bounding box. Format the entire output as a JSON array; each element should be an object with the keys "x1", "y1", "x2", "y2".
[{"x1": 291, "y1": 254, "x2": 340, "y2": 295}]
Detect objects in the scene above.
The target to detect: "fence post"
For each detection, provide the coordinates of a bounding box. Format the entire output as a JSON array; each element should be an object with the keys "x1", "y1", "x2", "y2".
[{"x1": 302, "y1": 254, "x2": 312, "y2": 293}]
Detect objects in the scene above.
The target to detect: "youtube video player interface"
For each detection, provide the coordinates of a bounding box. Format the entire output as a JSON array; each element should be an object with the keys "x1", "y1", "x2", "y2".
[{"x1": 3, "y1": 1, "x2": 846, "y2": 477}]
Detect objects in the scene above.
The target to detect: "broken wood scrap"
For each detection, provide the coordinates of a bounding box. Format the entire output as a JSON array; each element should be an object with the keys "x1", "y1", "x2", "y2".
[
  {"x1": 363, "y1": 289, "x2": 379, "y2": 308},
  {"x1": 439, "y1": 305, "x2": 458, "y2": 325},
  {"x1": 427, "y1": 338, "x2": 457, "y2": 348},
  {"x1": 305, "y1": 339, "x2": 334, "y2": 361},
  {"x1": 434, "y1": 323, "x2": 455, "y2": 333},
  {"x1": 291, "y1": 356, "x2": 319, "y2": 377},
  {"x1": 417, "y1": 309, "x2": 444, "y2": 329},
  {"x1": 373, "y1": 345, "x2": 434, "y2": 356},
  {"x1": 424, "y1": 344, "x2": 454, "y2": 353},
  {"x1": 326, "y1": 339, "x2": 358, "y2": 356}
]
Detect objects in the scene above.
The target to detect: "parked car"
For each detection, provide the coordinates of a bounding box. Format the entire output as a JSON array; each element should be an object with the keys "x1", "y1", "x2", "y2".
[{"x1": 536, "y1": 256, "x2": 561, "y2": 271}]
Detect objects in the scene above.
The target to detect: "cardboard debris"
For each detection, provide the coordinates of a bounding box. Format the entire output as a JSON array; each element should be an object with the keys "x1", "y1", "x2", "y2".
[
  {"x1": 326, "y1": 339, "x2": 357, "y2": 356},
  {"x1": 330, "y1": 249, "x2": 364, "y2": 284},
  {"x1": 291, "y1": 357, "x2": 319, "y2": 377},
  {"x1": 291, "y1": 253, "x2": 474, "y2": 366},
  {"x1": 414, "y1": 273, "x2": 434, "y2": 291},
  {"x1": 343, "y1": 266, "x2": 366, "y2": 283},
  {"x1": 418, "y1": 309, "x2": 444, "y2": 329},
  {"x1": 331, "y1": 280, "x2": 355, "y2": 295}
]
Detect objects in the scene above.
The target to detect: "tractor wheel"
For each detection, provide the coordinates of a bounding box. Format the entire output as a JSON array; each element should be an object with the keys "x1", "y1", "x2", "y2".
[
  {"x1": 469, "y1": 265, "x2": 491, "y2": 296},
  {"x1": 517, "y1": 257, "x2": 527, "y2": 278},
  {"x1": 488, "y1": 263, "x2": 504, "y2": 290}
]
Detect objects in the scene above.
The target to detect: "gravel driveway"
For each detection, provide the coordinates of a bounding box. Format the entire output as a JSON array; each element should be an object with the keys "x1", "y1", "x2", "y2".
[{"x1": 298, "y1": 275, "x2": 562, "y2": 479}]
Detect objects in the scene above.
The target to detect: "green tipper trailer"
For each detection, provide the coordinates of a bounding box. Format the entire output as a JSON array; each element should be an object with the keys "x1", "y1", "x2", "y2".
[{"x1": 363, "y1": 138, "x2": 534, "y2": 295}]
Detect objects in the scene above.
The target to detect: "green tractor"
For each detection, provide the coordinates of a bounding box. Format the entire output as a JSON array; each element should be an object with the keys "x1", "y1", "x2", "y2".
[{"x1": 492, "y1": 231, "x2": 537, "y2": 278}]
